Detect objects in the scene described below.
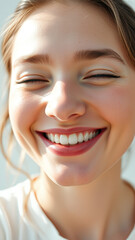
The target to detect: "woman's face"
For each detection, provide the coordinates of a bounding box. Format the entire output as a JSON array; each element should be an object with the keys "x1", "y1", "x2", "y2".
[{"x1": 9, "y1": 2, "x2": 135, "y2": 186}]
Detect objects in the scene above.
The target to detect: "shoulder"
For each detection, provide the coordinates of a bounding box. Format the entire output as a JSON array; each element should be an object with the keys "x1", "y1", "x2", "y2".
[
  {"x1": 0, "y1": 179, "x2": 59, "y2": 240},
  {"x1": 0, "y1": 179, "x2": 30, "y2": 212},
  {"x1": 0, "y1": 180, "x2": 31, "y2": 240},
  {"x1": 127, "y1": 226, "x2": 135, "y2": 240}
]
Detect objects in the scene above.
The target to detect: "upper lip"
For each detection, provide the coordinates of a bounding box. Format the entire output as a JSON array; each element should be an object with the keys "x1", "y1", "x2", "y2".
[{"x1": 36, "y1": 127, "x2": 106, "y2": 135}]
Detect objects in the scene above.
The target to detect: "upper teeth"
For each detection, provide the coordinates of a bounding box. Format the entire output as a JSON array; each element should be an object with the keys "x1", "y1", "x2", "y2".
[{"x1": 46, "y1": 131, "x2": 99, "y2": 146}]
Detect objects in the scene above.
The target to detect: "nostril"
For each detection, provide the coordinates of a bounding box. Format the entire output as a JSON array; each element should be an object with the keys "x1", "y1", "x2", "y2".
[
  {"x1": 45, "y1": 98, "x2": 86, "y2": 121},
  {"x1": 68, "y1": 113, "x2": 81, "y2": 119},
  {"x1": 49, "y1": 114, "x2": 55, "y2": 118}
]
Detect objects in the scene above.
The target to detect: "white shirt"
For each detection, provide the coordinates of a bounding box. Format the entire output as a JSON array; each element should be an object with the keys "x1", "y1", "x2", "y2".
[{"x1": 0, "y1": 180, "x2": 134, "y2": 240}]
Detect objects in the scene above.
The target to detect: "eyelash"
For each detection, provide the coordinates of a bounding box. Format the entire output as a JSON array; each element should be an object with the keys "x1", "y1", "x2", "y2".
[
  {"x1": 17, "y1": 73, "x2": 120, "y2": 88},
  {"x1": 84, "y1": 74, "x2": 120, "y2": 79},
  {"x1": 17, "y1": 79, "x2": 49, "y2": 84}
]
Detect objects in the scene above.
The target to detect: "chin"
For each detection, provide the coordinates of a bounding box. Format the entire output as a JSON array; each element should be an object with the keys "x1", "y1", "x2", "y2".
[{"x1": 45, "y1": 166, "x2": 99, "y2": 187}]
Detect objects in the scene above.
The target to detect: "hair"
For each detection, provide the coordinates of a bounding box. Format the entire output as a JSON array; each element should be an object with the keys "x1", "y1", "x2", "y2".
[{"x1": 0, "y1": 0, "x2": 135, "y2": 179}]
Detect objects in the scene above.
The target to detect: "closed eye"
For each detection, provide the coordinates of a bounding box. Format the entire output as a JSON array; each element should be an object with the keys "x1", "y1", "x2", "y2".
[
  {"x1": 16, "y1": 75, "x2": 51, "y2": 90},
  {"x1": 81, "y1": 73, "x2": 120, "y2": 86},
  {"x1": 84, "y1": 74, "x2": 120, "y2": 79},
  {"x1": 17, "y1": 78, "x2": 50, "y2": 84}
]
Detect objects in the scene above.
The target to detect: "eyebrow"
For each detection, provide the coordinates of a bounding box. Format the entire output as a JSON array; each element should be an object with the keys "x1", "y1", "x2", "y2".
[
  {"x1": 13, "y1": 48, "x2": 125, "y2": 67},
  {"x1": 13, "y1": 54, "x2": 51, "y2": 67},
  {"x1": 74, "y1": 49, "x2": 125, "y2": 64}
]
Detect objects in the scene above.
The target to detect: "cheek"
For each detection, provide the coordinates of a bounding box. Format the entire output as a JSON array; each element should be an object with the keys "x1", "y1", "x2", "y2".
[
  {"x1": 106, "y1": 88, "x2": 135, "y2": 131},
  {"x1": 84, "y1": 85, "x2": 135, "y2": 166},
  {"x1": 8, "y1": 89, "x2": 47, "y2": 159},
  {"x1": 92, "y1": 85, "x2": 135, "y2": 154},
  {"x1": 87, "y1": 85, "x2": 135, "y2": 127},
  {"x1": 9, "y1": 90, "x2": 41, "y2": 138}
]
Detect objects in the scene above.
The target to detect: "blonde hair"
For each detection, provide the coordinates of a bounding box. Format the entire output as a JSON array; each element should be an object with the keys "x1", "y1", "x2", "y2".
[{"x1": 0, "y1": 0, "x2": 135, "y2": 177}]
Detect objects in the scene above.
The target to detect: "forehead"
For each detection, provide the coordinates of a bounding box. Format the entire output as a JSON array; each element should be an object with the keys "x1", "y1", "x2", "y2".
[{"x1": 11, "y1": 1, "x2": 127, "y2": 65}]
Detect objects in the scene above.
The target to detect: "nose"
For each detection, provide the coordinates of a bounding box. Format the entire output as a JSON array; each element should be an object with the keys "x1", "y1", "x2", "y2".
[{"x1": 45, "y1": 81, "x2": 86, "y2": 122}]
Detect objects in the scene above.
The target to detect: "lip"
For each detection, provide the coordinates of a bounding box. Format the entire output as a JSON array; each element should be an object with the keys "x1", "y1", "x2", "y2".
[
  {"x1": 36, "y1": 127, "x2": 106, "y2": 156},
  {"x1": 43, "y1": 127, "x2": 97, "y2": 135}
]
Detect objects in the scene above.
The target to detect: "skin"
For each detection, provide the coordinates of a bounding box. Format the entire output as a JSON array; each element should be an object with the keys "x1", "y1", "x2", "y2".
[{"x1": 9, "y1": 2, "x2": 135, "y2": 240}]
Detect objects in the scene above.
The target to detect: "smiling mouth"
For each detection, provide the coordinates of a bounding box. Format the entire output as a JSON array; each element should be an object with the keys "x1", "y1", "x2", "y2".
[
  {"x1": 39, "y1": 128, "x2": 105, "y2": 146},
  {"x1": 36, "y1": 128, "x2": 106, "y2": 156}
]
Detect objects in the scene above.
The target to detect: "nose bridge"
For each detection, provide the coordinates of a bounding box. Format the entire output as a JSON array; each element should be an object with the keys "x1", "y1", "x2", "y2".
[
  {"x1": 52, "y1": 80, "x2": 69, "y2": 102},
  {"x1": 49, "y1": 80, "x2": 72, "y2": 104},
  {"x1": 45, "y1": 80, "x2": 85, "y2": 121}
]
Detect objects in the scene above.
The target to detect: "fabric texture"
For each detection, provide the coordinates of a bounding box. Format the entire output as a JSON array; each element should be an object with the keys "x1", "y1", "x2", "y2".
[{"x1": 0, "y1": 180, "x2": 134, "y2": 240}]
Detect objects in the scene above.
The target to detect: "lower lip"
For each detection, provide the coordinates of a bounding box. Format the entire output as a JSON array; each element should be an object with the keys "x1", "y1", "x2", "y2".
[{"x1": 37, "y1": 129, "x2": 106, "y2": 156}]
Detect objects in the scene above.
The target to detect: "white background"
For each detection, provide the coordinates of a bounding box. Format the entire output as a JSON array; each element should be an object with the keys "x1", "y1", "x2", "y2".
[{"x1": 0, "y1": 0, "x2": 135, "y2": 189}]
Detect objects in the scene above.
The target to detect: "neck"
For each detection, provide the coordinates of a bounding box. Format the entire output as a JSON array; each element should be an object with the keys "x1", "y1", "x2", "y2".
[{"x1": 34, "y1": 161, "x2": 134, "y2": 240}]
